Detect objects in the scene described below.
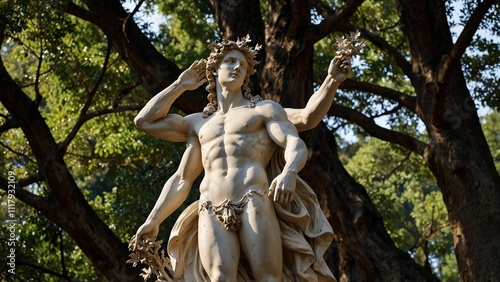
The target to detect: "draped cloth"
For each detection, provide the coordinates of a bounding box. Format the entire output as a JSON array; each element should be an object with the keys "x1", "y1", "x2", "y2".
[{"x1": 166, "y1": 149, "x2": 337, "y2": 281}]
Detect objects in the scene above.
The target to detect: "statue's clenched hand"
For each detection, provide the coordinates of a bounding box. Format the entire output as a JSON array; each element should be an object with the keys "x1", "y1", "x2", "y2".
[
  {"x1": 329, "y1": 55, "x2": 352, "y2": 83},
  {"x1": 268, "y1": 170, "x2": 297, "y2": 204},
  {"x1": 134, "y1": 222, "x2": 159, "y2": 249}
]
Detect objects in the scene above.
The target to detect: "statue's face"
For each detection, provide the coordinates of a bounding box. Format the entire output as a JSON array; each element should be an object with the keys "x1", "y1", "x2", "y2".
[{"x1": 216, "y1": 50, "x2": 248, "y2": 89}]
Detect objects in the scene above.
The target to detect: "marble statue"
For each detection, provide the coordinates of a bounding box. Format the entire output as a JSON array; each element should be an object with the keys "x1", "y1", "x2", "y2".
[{"x1": 128, "y1": 32, "x2": 364, "y2": 282}]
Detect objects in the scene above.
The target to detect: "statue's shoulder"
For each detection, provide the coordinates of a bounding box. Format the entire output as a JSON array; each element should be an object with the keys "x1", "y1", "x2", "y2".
[
  {"x1": 253, "y1": 98, "x2": 280, "y2": 108},
  {"x1": 253, "y1": 98, "x2": 286, "y2": 118},
  {"x1": 185, "y1": 112, "x2": 207, "y2": 127}
]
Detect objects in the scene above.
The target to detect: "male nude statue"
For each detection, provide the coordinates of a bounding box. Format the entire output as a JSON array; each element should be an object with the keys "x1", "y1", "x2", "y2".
[{"x1": 133, "y1": 36, "x2": 351, "y2": 281}]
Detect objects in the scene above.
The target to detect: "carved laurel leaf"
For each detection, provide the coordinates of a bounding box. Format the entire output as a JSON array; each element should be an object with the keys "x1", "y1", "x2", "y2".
[
  {"x1": 127, "y1": 236, "x2": 174, "y2": 281},
  {"x1": 334, "y1": 30, "x2": 366, "y2": 57}
]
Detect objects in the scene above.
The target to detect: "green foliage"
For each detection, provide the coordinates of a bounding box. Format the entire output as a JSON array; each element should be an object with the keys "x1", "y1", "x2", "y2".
[
  {"x1": 0, "y1": 1, "x2": 198, "y2": 279},
  {"x1": 462, "y1": 36, "x2": 500, "y2": 110},
  {"x1": 343, "y1": 138, "x2": 457, "y2": 280},
  {"x1": 0, "y1": 193, "x2": 107, "y2": 281},
  {"x1": 85, "y1": 135, "x2": 201, "y2": 243},
  {"x1": 155, "y1": 0, "x2": 216, "y2": 68},
  {"x1": 349, "y1": 0, "x2": 409, "y2": 88}
]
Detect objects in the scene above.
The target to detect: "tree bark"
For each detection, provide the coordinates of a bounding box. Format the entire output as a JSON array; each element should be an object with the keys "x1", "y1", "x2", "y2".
[
  {"x1": 300, "y1": 125, "x2": 439, "y2": 281},
  {"x1": 397, "y1": 0, "x2": 500, "y2": 280}
]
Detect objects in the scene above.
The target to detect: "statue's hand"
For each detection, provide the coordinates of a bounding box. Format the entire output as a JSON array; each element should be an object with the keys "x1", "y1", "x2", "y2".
[
  {"x1": 178, "y1": 59, "x2": 208, "y2": 91},
  {"x1": 268, "y1": 170, "x2": 297, "y2": 204},
  {"x1": 328, "y1": 55, "x2": 351, "y2": 83},
  {"x1": 134, "y1": 222, "x2": 160, "y2": 250}
]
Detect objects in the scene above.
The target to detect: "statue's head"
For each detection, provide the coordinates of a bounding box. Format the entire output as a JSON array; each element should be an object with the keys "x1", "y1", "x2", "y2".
[{"x1": 203, "y1": 35, "x2": 261, "y2": 117}]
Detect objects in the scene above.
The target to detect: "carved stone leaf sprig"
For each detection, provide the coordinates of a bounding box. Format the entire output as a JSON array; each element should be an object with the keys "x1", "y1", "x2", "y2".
[
  {"x1": 127, "y1": 235, "x2": 174, "y2": 282},
  {"x1": 236, "y1": 34, "x2": 262, "y2": 51},
  {"x1": 334, "y1": 30, "x2": 366, "y2": 57}
]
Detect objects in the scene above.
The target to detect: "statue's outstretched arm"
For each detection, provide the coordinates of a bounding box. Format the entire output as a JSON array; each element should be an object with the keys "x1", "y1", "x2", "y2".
[
  {"x1": 286, "y1": 55, "x2": 351, "y2": 132},
  {"x1": 286, "y1": 31, "x2": 365, "y2": 132}
]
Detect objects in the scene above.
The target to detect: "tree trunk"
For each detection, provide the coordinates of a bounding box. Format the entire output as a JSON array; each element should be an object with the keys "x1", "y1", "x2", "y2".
[
  {"x1": 302, "y1": 124, "x2": 438, "y2": 282},
  {"x1": 425, "y1": 81, "x2": 500, "y2": 281},
  {"x1": 397, "y1": 0, "x2": 500, "y2": 280},
  {"x1": 257, "y1": 0, "x2": 437, "y2": 280},
  {"x1": 204, "y1": 0, "x2": 266, "y2": 97},
  {"x1": 0, "y1": 57, "x2": 140, "y2": 281}
]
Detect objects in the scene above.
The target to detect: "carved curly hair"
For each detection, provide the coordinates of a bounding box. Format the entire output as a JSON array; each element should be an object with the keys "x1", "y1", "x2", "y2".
[{"x1": 203, "y1": 35, "x2": 262, "y2": 117}]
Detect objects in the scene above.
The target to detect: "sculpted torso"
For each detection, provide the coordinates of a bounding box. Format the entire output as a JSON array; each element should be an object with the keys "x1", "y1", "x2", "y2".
[{"x1": 187, "y1": 102, "x2": 277, "y2": 204}]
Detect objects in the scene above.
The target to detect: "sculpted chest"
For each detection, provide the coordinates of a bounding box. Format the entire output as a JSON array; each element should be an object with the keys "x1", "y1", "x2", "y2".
[{"x1": 196, "y1": 108, "x2": 265, "y2": 143}]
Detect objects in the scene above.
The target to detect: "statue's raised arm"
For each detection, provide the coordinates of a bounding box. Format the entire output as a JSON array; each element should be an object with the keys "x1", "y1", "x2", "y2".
[
  {"x1": 133, "y1": 60, "x2": 207, "y2": 142},
  {"x1": 286, "y1": 30, "x2": 366, "y2": 132}
]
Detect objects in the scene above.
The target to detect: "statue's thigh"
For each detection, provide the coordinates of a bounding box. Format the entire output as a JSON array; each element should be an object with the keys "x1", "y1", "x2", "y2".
[
  {"x1": 198, "y1": 211, "x2": 240, "y2": 275},
  {"x1": 239, "y1": 195, "x2": 282, "y2": 271}
]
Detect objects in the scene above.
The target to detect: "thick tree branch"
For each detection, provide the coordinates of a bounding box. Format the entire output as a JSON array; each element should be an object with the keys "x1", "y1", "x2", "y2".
[
  {"x1": 437, "y1": 0, "x2": 496, "y2": 92},
  {"x1": 311, "y1": 0, "x2": 365, "y2": 44},
  {"x1": 58, "y1": 1, "x2": 99, "y2": 26},
  {"x1": 0, "y1": 55, "x2": 56, "y2": 166},
  {"x1": 0, "y1": 27, "x2": 49, "y2": 214},
  {"x1": 17, "y1": 173, "x2": 44, "y2": 187},
  {"x1": 432, "y1": 0, "x2": 495, "y2": 128},
  {"x1": 122, "y1": 0, "x2": 146, "y2": 42},
  {"x1": 330, "y1": 104, "x2": 427, "y2": 155},
  {"x1": 341, "y1": 78, "x2": 417, "y2": 114},
  {"x1": 0, "y1": 175, "x2": 51, "y2": 214},
  {"x1": 290, "y1": 1, "x2": 310, "y2": 37},
  {"x1": 61, "y1": 0, "x2": 206, "y2": 114},
  {"x1": 0, "y1": 116, "x2": 19, "y2": 133}
]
